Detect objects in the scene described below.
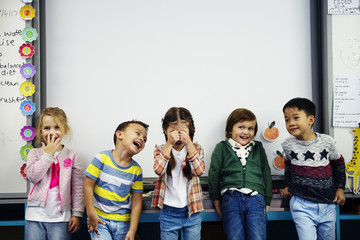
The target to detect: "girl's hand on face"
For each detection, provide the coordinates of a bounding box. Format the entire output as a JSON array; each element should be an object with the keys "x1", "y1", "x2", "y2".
[
  {"x1": 179, "y1": 130, "x2": 191, "y2": 145},
  {"x1": 42, "y1": 134, "x2": 61, "y2": 156},
  {"x1": 167, "y1": 130, "x2": 180, "y2": 146}
]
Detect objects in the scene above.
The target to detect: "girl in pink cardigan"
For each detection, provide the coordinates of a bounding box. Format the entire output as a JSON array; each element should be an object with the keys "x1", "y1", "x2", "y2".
[{"x1": 25, "y1": 107, "x2": 85, "y2": 240}]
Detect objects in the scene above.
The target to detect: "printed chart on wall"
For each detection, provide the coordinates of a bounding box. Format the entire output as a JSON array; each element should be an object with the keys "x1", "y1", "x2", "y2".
[
  {"x1": 0, "y1": 0, "x2": 37, "y2": 195},
  {"x1": 331, "y1": 6, "x2": 360, "y2": 128}
]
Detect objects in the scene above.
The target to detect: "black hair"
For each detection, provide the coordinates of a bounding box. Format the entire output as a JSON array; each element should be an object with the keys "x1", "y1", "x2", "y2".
[
  {"x1": 113, "y1": 120, "x2": 149, "y2": 146},
  {"x1": 283, "y1": 97, "x2": 316, "y2": 117}
]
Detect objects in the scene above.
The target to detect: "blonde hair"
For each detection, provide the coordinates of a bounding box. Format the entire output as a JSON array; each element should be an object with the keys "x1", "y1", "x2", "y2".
[{"x1": 35, "y1": 107, "x2": 70, "y2": 146}]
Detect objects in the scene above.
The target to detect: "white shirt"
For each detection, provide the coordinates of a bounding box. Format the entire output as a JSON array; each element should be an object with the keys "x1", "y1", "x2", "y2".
[{"x1": 163, "y1": 147, "x2": 188, "y2": 208}]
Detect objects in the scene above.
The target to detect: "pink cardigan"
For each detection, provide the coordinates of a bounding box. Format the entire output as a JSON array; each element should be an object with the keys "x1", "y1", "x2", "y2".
[{"x1": 26, "y1": 147, "x2": 85, "y2": 217}]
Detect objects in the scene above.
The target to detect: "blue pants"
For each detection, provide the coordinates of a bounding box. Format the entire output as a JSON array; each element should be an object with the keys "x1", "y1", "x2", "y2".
[
  {"x1": 25, "y1": 221, "x2": 71, "y2": 240},
  {"x1": 222, "y1": 191, "x2": 267, "y2": 240},
  {"x1": 88, "y1": 216, "x2": 130, "y2": 240},
  {"x1": 159, "y1": 204, "x2": 202, "y2": 240},
  {"x1": 290, "y1": 195, "x2": 337, "y2": 240}
]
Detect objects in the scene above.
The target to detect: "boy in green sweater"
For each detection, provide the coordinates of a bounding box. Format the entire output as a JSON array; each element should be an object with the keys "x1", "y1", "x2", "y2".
[{"x1": 208, "y1": 108, "x2": 272, "y2": 240}]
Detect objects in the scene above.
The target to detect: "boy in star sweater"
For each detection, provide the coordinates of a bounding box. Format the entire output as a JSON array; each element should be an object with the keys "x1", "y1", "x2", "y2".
[{"x1": 280, "y1": 97, "x2": 346, "y2": 240}]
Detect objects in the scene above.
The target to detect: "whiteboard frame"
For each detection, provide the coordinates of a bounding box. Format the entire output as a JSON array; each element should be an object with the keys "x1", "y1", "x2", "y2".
[{"x1": 41, "y1": 0, "x2": 325, "y2": 180}]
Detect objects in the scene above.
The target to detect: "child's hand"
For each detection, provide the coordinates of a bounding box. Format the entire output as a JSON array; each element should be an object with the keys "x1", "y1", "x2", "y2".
[
  {"x1": 281, "y1": 187, "x2": 291, "y2": 198},
  {"x1": 333, "y1": 188, "x2": 346, "y2": 205},
  {"x1": 87, "y1": 214, "x2": 105, "y2": 233},
  {"x1": 167, "y1": 130, "x2": 180, "y2": 146},
  {"x1": 42, "y1": 134, "x2": 61, "y2": 156},
  {"x1": 179, "y1": 130, "x2": 191, "y2": 145},
  {"x1": 68, "y1": 216, "x2": 81, "y2": 234},
  {"x1": 125, "y1": 229, "x2": 136, "y2": 240}
]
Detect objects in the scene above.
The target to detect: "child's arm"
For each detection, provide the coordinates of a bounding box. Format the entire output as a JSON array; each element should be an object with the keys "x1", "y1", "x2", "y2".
[
  {"x1": 187, "y1": 143, "x2": 205, "y2": 176},
  {"x1": 68, "y1": 153, "x2": 85, "y2": 233},
  {"x1": 281, "y1": 156, "x2": 292, "y2": 198},
  {"x1": 333, "y1": 188, "x2": 346, "y2": 205},
  {"x1": 212, "y1": 200, "x2": 222, "y2": 220},
  {"x1": 83, "y1": 176, "x2": 105, "y2": 233},
  {"x1": 259, "y1": 143, "x2": 273, "y2": 206},
  {"x1": 208, "y1": 143, "x2": 223, "y2": 208},
  {"x1": 26, "y1": 149, "x2": 54, "y2": 183},
  {"x1": 153, "y1": 145, "x2": 170, "y2": 176},
  {"x1": 71, "y1": 153, "x2": 85, "y2": 217},
  {"x1": 125, "y1": 192, "x2": 142, "y2": 240}
]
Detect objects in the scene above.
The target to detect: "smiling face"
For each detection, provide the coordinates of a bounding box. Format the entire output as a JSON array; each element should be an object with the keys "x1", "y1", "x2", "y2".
[
  {"x1": 284, "y1": 107, "x2": 315, "y2": 141},
  {"x1": 118, "y1": 123, "x2": 147, "y2": 155},
  {"x1": 230, "y1": 120, "x2": 256, "y2": 146},
  {"x1": 41, "y1": 115, "x2": 65, "y2": 144}
]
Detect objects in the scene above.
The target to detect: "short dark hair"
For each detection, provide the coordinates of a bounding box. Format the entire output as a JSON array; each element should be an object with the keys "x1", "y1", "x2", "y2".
[
  {"x1": 225, "y1": 108, "x2": 258, "y2": 139},
  {"x1": 283, "y1": 97, "x2": 316, "y2": 117},
  {"x1": 113, "y1": 120, "x2": 149, "y2": 145}
]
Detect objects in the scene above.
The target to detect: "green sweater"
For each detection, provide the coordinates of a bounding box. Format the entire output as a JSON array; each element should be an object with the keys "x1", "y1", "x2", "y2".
[{"x1": 208, "y1": 140, "x2": 273, "y2": 206}]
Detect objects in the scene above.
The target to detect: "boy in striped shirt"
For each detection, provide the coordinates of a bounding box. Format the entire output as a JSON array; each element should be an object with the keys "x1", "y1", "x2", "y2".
[{"x1": 84, "y1": 120, "x2": 148, "y2": 240}]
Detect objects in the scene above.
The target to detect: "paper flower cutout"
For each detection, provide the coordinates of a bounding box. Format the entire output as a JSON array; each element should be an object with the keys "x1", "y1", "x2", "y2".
[
  {"x1": 20, "y1": 100, "x2": 36, "y2": 115},
  {"x1": 19, "y1": 43, "x2": 35, "y2": 58},
  {"x1": 20, "y1": 5, "x2": 36, "y2": 20},
  {"x1": 19, "y1": 82, "x2": 35, "y2": 97},
  {"x1": 20, "y1": 126, "x2": 36, "y2": 141},
  {"x1": 22, "y1": 27, "x2": 38, "y2": 42},
  {"x1": 20, "y1": 144, "x2": 33, "y2": 160},
  {"x1": 64, "y1": 158, "x2": 72, "y2": 168},
  {"x1": 22, "y1": 0, "x2": 33, "y2": 3},
  {"x1": 20, "y1": 63, "x2": 36, "y2": 79},
  {"x1": 20, "y1": 163, "x2": 27, "y2": 178}
]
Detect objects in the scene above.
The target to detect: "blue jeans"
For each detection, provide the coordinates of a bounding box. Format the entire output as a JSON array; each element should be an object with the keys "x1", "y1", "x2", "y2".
[
  {"x1": 222, "y1": 191, "x2": 267, "y2": 240},
  {"x1": 159, "y1": 204, "x2": 202, "y2": 240},
  {"x1": 25, "y1": 221, "x2": 71, "y2": 240},
  {"x1": 290, "y1": 195, "x2": 337, "y2": 240},
  {"x1": 88, "y1": 216, "x2": 130, "y2": 240}
]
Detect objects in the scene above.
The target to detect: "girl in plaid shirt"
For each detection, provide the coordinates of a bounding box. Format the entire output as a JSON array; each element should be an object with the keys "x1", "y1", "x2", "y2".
[{"x1": 152, "y1": 107, "x2": 205, "y2": 240}]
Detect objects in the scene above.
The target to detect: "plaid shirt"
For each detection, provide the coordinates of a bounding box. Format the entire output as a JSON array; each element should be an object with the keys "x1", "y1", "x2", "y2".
[{"x1": 152, "y1": 142, "x2": 205, "y2": 215}]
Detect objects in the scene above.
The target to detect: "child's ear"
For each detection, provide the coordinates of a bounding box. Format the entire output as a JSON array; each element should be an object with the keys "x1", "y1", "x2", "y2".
[
  {"x1": 309, "y1": 115, "x2": 315, "y2": 125},
  {"x1": 116, "y1": 130, "x2": 123, "y2": 140}
]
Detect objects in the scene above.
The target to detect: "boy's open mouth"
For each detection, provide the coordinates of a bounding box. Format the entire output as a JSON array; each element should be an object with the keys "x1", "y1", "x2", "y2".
[{"x1": 133, "y1": 141, "x2": 142, "y2": 149}]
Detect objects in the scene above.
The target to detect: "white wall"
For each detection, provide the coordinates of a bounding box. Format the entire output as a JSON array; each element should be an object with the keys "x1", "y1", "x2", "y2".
[{"x1": 45, "y1": 0, "x2": 313, "y2": 177}]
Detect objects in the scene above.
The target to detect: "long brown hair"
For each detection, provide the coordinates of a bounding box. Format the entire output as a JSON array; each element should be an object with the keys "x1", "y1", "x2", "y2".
[{"x1": 162, "y1": 107, "x2": 195, "y2": 180}]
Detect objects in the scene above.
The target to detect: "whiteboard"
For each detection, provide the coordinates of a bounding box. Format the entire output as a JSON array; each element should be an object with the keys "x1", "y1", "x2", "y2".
[
  {"x1": 45, "y1": 0, "x2": 313, "y2": 177},
  {"x1": 0, "y1": 0, "x2": 27, "y2": 195}
]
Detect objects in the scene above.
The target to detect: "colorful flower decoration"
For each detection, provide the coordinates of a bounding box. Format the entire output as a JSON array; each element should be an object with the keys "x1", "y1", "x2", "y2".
[
  {"x1": 64, "y1": 158, "x2": 72, "y2": 169},
  {"x1": 20, "y1": 63, "x2": 36, "y2": 79},
  {"x1": 22, "y1": 27, "x2": 38, "y2": 42},
  {"x1": 19, "y1": 82, "x2": 35, "y2": 97},
  {"x1": 19, "y1": 43, "x2": 35, "y2": 58},
  {"x1": 20, "y1": 144, "x2": 33, "y2": 160},
  {"x1": 20, "y1": 163, "x2": 27, "y2": 178},
  {"x1": 20, "y1": 126, "x2": 36, "y2": 141},
  {"x1": 19, "y1": 5, "x2": 36, "y2": 21},
  {"x1": 20, "y1": 100, "x2": 36, "y2": 116}
]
